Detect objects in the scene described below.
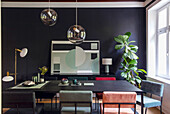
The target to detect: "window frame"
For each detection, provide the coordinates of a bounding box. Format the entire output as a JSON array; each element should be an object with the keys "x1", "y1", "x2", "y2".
[{"x1": 156, "y1": 3, "x2": 170, "y2": 79}]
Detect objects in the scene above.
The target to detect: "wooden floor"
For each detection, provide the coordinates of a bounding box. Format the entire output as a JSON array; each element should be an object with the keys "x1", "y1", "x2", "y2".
[{"x1": 3, "y1": 98, "x2": 162, "y2": 114}]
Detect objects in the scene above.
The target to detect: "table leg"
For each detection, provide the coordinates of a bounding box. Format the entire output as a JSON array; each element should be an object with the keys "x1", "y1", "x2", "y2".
[
  {"x1": 51, "y1": 98, "x2": 53, "y2": 113},
  {"x1": 141, "y1": 93, "x2": 144, "y2": 114}
]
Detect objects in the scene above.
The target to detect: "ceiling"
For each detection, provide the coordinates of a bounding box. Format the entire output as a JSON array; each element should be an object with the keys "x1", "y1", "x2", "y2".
[{"x1": 2, "y1": 0, "x2": 146, "y2": 2}]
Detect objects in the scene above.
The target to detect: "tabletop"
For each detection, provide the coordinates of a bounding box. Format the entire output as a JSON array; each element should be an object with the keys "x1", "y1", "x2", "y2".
[
  {"x1": 6, "y1": 80, "x2": 143, "y2": 94},
  {"x1": 37, "y1": 80, "x2": 144, "y2": 93}
]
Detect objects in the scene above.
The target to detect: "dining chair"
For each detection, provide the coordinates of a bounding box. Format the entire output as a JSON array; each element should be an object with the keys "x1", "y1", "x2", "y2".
[
  {"x1": 59, "y1": 90, "x2": 93, "y2": 114},
  {"x1": 95, "y1": 77, "x2": 116, "y2": 110},
  {"x1": 136, "y1": 80, "x2": 164, "y2": 114},
  {"x1": 100, "y1": 91, "x2": 136, "y2": 114},
  {"x1": 55, "y1": 77, "x2": 88, "y2": 109},
  {"x1": 3, "y1": 91, "x2": 43, "y2": 114}
]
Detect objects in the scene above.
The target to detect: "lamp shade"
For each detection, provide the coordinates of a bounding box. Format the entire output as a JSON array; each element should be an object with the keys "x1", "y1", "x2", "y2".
[
  {"x1": 102, "y1": 58, "x2": 112, "y2": 65},
  {"x1": 2, "y1": 76, "x2": 14, "y2": 82},
  {"x1": 20, "y1": 48, "x2": 28, "y2": 57}
]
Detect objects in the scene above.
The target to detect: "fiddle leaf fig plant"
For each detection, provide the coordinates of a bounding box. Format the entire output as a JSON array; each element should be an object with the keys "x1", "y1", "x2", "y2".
[{"x1": 114, "y1": 32, "x2": 147, "y2": 87}]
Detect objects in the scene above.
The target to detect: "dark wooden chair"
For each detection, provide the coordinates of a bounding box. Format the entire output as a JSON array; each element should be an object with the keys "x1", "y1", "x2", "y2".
[{"x1": 3, "y1": 91, "x2": 43, "y2": 114}]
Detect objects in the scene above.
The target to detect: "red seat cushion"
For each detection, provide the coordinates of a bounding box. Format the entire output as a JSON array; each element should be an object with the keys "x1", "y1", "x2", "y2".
[
  {"x1": 96, "y1": 77, "x2": 116, "y2": 99},
  {"x1": 95, "y1": 77, "x2": 116, "y2": 80}
]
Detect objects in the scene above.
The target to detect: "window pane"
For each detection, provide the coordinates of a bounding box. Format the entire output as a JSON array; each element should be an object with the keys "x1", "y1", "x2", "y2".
[
  {"x1": 158, "y1": 8, "x2": 167, "y2": 29},
  {"x1": 169, "y1": 6, "x2": 170, "y2": 25},
  {"x1": 169, "y1": 32, "x2": 170, "y2": 76},
  {"x1": 158, "y1": 33, "x2": 167, "y2": 75}
]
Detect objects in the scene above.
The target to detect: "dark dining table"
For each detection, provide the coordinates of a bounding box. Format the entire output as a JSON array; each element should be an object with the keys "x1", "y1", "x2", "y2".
[{"x1": 6, "y1": 80, "x2": 145, "y2": 114}]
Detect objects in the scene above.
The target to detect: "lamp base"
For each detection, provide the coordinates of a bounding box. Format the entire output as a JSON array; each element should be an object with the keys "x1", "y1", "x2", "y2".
[{"x1": 105, "y1": 65, "x2": 109, "y2": 75}]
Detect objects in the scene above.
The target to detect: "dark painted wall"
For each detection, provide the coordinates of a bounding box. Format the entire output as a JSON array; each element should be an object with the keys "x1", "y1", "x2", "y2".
[{"x1": 2, "y1": 8, "x2": 146, "y2": 88}]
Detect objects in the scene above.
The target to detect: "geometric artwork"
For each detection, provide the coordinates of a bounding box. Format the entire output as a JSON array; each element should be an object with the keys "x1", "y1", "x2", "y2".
[{"x1": 51, "y1": 40, "x2": 100, "y2": 75}]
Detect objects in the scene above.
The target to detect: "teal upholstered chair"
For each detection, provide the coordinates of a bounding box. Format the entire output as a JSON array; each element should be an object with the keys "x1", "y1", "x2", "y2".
[
  {"x1": 55, "y1": 77, "x2": 88, "y2": 108},
  {"x1": 59, "y1": 90, "x2": 93, "y2": 114},
  {"x1": 136, "y1": 80, "x2": 164, "y2": 114}
]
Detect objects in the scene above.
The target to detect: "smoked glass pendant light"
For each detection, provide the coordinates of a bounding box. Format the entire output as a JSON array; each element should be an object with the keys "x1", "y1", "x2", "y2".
[
  {"x1": 67, "y1": 0, "x2": 86, "y2": 44},
  {"x1": 40, "y1": 0, "x2": 58, "y2": 26}
]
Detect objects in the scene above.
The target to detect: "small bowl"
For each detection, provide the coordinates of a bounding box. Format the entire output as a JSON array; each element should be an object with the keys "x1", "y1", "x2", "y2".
[{"x1": 61, "y1": 78, "x2": 69, "y2": 84}]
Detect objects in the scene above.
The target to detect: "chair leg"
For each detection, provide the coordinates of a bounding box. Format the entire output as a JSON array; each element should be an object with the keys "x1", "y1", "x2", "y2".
[
  {"x1": 145, "y1": 108, "x2": 147, "y2": 114},
  {"x1": 17, "y1": 105, "x2": 19, "y2": 114},
  {"x1": 51, "y1": 98, "x2": 53, "y2": 112},
  {"x1": 95, "y1": 97, "x2": 96, "y2": 109},
  {"x1": 59, "y1": 103, "x2": 61, "y2": 114},
  {"x1": 56, "y1": 97, "x2": 58, "y2": 109},
  {"x1": 160, "y1": 106, "x2": 162, "y2": 114},
  {"x1": 134, "y1": 104, "x2": 136, "y2": 114}
]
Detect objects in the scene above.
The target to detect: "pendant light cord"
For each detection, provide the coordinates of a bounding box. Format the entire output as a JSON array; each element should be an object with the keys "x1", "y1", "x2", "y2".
[
  {"x1": 49, "y1": 0, "x2": 50, "y2": 10},
  {"x1": 76, "y1": 0, "x2": 77, "y2": 27}
]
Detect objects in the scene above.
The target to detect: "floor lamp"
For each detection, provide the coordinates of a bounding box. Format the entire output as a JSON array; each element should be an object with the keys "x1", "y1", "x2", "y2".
[{"x1": 2, "y1": 48, "x2": 28, "y2": 85}]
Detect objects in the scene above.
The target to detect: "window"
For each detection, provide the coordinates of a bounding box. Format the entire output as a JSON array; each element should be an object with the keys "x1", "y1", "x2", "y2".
[{"x1": 156, "y1": 3, "x2": 170, "y2": 79}]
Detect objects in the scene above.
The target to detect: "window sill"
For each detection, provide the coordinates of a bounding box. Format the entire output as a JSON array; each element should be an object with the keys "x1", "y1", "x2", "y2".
[{"x1": 146, "y1": 75, "x2": 170, "y2": 85}]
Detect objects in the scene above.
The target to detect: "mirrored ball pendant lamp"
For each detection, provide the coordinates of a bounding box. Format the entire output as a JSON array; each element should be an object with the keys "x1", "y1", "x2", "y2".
[
  {"x1": 40, "y1": 0, "x2": 58, "y2": 26},
  {"x1": 67, "y1": 0, "x2": 86, "y2": 44}
]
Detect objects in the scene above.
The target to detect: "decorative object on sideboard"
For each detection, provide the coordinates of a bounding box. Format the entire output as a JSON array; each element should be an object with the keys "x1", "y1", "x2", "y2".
[
  {"x1": 2, "y1": 48, "x2": 28, "y2": 85},
  {"x1": 40, "y1": 0, "x2": 58, "y2": 26},
  {"x1": 114, "y1": 32, "x2": 147, "y2": 87},
  {"x1": 102, "y1": 58, "x2": 112, "y2": 75},
  {"x1": 39, "y1": 66, "x2": 48, "y2": 83},
  {"x1": 67, "y1": 0, "x2": 86, "y2": 44},
  {"x1": 61, "y1": 78, "x2": 69, "y2": 84}
]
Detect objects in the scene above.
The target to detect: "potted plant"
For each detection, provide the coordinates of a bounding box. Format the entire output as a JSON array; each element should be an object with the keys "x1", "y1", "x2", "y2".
[
  {"x1": 114, "y1": 32, "x2": 147, "y2": 87},
  {"x1": 39, "y1": 66, "x2": 48, "y2": 82}
]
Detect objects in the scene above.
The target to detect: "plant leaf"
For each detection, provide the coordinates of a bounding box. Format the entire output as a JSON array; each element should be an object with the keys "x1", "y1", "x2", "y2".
[
  {"x1": 123, "y1": 57, "x2": 128, "y2": 65},
  {"x1": 128, "y1": 41, "x2": 136, "y2": 44},
  {"x1": 122, "y1": 35, "x2": 129, "y2": 42},
  {"x1": 136, "y1": 78, "x2": 142, "y2": 84},
  {"x1": 138, "y1": 69, "x2": 147, "y2": 74},
  {"x1": 128, "y1": 59, "x2": 137, "y2": 65},
  {"x1": 135, "y1": 76, "x2": 142, "y2": 80},
  {"x1": 134, "y1": 70, "x2": 139, "y2": 76},
  {"x1": 124, "y1": 32, "x2": 131, "y2": 37},
  {"x1": 121, "y1": 72, "x2": 127, "y2": 78},
  {"x1": 129, "y1": 66, "x2": 137, "y2": 71},
  {"x1": 114, "y1": 37, "x2": 123, "y2": 43},
  {"x1": 132, "y1": 52, "x2": 139, "y2": 59},
  {"x1": 130, "y1": 45, "x2": 138, "y2": 53},
  {"x1": 115, "y1": 44, "x2": 124, "y2": 50}
]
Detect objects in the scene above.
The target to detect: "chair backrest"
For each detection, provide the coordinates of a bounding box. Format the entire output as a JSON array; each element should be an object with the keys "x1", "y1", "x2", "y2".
[
  {"x1": 59, "y1": 90, "x2": 92, "y2": 107},
  {"x1": 3, "y1": 91, "x2": 36, "y2": 109},
  {"x1": 96, "y1": 77, "x2": 116, "y2": 80},
  {"x1": 141, "y1": 80, "x2": 164, "y2": 97},
  {"x1": 68, "y1": 77, "x2": 88, "y2": 80},
  {"x1": 103, "y1": 92, "x2": 136, "y2": 108},
  {"x1": 60, "y1": 90, "x2": 92, "y2": 102}
]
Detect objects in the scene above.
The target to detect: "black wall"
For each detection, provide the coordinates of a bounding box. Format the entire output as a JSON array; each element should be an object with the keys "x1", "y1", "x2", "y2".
[{"x1": 2, "y1": 8, "x2": 146, "y2": 88}]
